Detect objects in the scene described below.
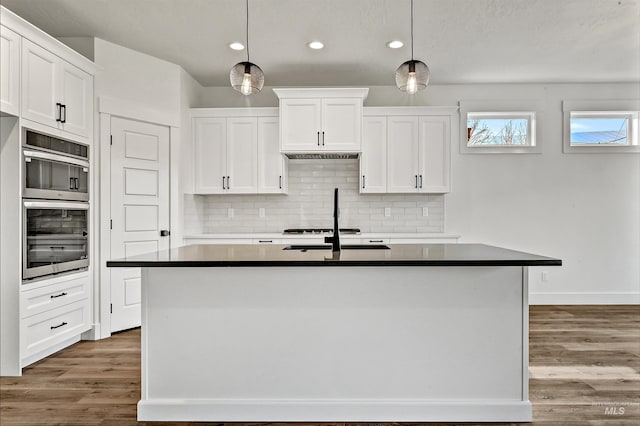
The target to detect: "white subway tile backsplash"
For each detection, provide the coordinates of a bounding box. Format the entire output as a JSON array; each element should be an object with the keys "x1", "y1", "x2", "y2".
[{"x1": 183, "y1": 159, "x2": 445, "y2": 234}]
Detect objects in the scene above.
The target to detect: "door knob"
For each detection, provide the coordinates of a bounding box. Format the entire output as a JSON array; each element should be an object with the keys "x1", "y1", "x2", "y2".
[{"x1": 160, "y1": 230, "x2": 170, "y2": 237}]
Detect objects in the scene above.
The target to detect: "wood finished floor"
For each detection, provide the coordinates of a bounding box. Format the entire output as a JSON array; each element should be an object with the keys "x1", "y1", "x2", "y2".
[{"x1": 1, "y1": 305, "x2": 638, "y2": 425}]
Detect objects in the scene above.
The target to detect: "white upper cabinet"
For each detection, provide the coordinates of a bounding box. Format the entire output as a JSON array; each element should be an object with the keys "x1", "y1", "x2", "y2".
[
  {"x1": 226, "y1": 117, "x2": 258, "y2": 193},
  {"x1": 194, "y1": 117, "x2": 227, "y2": 194},
  {"x1": 274, "y1": 88, "x2": 368, "y2": 153},
  {"x1": 364, "y1": 107, "x2": 455, "y2": 194},
  {"x1": 0, "y1": 25, "x2": 20, "y2": 116},
  {"x1": 21, "y1": 38, "x2": 92, "y2": 138},
  {"x1": 192, "y1": 109, "x2": 285, "y2": 195},
  {"x1": 360, "y1": 116, "x2": 387, "y2": 193},
  {"x1": 387, "y1": 116, "x2": 421, "y2": 193},
  {"x1": 258, "y1": 116, "x2": 288, "y2": 194},
  {"x1": 193, "y1": 117, "x2": 257, "y2": 194}
]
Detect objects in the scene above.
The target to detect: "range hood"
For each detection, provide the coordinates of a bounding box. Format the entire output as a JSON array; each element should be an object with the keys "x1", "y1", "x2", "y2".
[{"x1": 284, "y1": 152, "x2": 360, "y2": 160}]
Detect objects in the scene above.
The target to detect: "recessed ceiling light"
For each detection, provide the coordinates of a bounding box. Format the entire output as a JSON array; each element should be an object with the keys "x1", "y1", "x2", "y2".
[
  {"x1": 308, "y1": 41, "x2": 324, "y2": 50},
  {"x1": 229, "y1": 42, "x2": 245, "y2": 50},
  {"x1": 386, "y1": 40, "x2": 404, "y2": 49}
]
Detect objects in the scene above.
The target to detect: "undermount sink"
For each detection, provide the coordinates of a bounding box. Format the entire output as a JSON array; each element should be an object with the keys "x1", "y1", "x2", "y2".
[{"x1": 283, "y1": 244, "x2": 390, "y2": 251}]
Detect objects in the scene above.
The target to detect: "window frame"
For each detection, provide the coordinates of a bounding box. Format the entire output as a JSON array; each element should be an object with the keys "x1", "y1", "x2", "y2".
[
  {"x1": 460, "y1": 100, "x2": 543, "y2": 154},
  {"x1": 562, "y1": 100, "x2": 640, "y2": 154}
]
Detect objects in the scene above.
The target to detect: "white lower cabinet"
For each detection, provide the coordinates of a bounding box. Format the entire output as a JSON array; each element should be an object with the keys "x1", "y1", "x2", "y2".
[{"x1": 20, "y1": 272, "x2": 91, "y2": 366}]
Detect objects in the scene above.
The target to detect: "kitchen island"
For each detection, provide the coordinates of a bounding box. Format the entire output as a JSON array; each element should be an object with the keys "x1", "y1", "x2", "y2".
[{"x1": 107, "y1": 243, "x2": 561, "y2": 422}]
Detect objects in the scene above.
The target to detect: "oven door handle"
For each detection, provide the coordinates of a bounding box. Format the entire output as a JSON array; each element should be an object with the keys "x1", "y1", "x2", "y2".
[
  {"x1": 23, "y1": 201, "x2": 89, "y2": 210},
  {"x1": 23, "y1": 150, "x2": 89, "y2": 168}
]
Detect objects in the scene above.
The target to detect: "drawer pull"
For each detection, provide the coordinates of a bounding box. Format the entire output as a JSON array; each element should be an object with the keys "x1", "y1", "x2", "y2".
[
  {"x1": 50, "y1": 322, "x2": 68, "y2": 330},
  {"x1": 50, "y1": 292, "x2": 68, "y2": 299},
  {"x1": 369, "y1": 240, "x2": 384, "y2": 243},
  {"x1": 258, "y1": 240, "x2": 273, "y2": 243}
]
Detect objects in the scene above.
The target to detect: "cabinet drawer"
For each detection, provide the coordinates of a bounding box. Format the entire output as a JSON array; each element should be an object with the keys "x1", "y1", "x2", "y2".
[
  {"x1": 21, "y1": 274, "x2": 89, "y2": 319},
  {"x1": 22, "y1": 298, "x2": 90, "y2": 359}
]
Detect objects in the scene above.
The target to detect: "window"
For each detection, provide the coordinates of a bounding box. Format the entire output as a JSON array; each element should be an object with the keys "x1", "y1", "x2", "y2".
[
  {"x1": 563, "y1": 100, "x2": 640, "y2": 153},
  {"x1": 467, "y1": 112, "x2": 534, "y2": 147},
  {"x1": 459, "y1": 100, "x2": 543, "y2": 154}
]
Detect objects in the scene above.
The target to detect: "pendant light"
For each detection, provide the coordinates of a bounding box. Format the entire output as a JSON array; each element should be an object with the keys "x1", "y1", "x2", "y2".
[
  {"x1": 395, "y1": 0, "x2": 430, "y2": 94},
  {"x1": 230, "y1": 0, "x2": 264, "y2": 95}
]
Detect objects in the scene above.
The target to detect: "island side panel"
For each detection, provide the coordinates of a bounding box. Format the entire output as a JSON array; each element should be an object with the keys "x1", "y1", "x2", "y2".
[{"x1": 138, "y1": 266, "x2": 530, "y2": 422}]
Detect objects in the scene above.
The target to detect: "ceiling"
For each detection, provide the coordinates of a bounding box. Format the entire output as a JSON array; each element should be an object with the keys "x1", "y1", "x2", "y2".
[{"x1": 2, "y1": 0, "x2": 639, "y2": 87}]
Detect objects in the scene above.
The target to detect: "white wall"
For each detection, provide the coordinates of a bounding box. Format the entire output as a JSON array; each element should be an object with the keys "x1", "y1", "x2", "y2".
[{"x1": 198, "y1": 83, "x2": 640, "y2": 304}]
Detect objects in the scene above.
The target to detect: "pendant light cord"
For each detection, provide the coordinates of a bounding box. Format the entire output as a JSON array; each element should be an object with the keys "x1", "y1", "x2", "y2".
[
  {"x1": 410, "y1": 0, "x2": 414, "y2": 60},
  {"x1": 246, "y1": 0, "x2": 250, "y2": 62}
]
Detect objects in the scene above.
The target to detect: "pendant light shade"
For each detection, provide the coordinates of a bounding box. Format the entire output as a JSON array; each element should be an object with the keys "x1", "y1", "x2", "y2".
[
  {"x1": 396, "y1": 0, "x2": 429, "y2": 94},
  {"x1": 230, "y1": 0, "x2": 263, "y2": 95},
  {"x1": 230, "y1": 61, "x2": 264, "y2": 95},
  {"x1": 396, "y1": 59, "x2": 430, "y2": 94}
]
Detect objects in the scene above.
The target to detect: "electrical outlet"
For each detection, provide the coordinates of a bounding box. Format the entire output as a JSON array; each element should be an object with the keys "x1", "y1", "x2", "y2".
[
  {"x1": 384, "y1": 207, "x2": 391, "y2": 217},
  {"x1": 228, "y1": 208, "x2": 234, "y2": 218},
  {"x1": 422, "y1": 207, "x2": 429, "y2": 217},
  {"x1": 541, "y1": 271, "x2": 549, "y2": 282},
  {"x1": 259, "y1": 207, "x2": 265, "y2": 218}
]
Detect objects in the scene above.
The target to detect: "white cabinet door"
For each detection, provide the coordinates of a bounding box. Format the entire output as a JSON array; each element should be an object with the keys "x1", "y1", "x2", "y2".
[
  {"x1": 258, "y1": 116, "x2": 287, "y2": 193},
  {"x1": 0, "y1": 25, "x2": 20, "y2": 116},
  {"x1": 59, "y1": 62, "x2": 92, "y2": 138},
  {"x1": 321, "y1": 98, "x2": 362, "y2": 151},
  {"x1": 280, "y1": 98, "x2": 321, "y2": 151},
  {"x1": 194, "y1": 118, "x2": 226, "y2": 194},
  {"x1": 360, "y1": 116, "x2": 387, "y2": 193},
  {"x1": 387, "y1": 116, "x2": 420, "y2": 193},
  {"x1": 227, "y1": 117, "x2": 258, "y2": 193},
  {"x1": 21, "y1": 39, "x2": 60, "y2": 128},
  {"x1": 419, "y1": 116, "x2": 450, "y2": 193}
]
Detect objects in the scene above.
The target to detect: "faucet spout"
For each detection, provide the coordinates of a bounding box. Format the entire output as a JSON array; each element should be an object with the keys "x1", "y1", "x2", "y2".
[{"x1": 324, "y1": 188, "x2": 341, "y2": 252}]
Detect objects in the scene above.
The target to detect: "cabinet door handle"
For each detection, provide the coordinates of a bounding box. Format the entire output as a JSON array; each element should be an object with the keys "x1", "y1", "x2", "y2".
[
  {"x1": 56, "y1": 103, "x2": 62, "y2": 122},
  {"x1": 227, "y1": 176, "x2": 230, "y2": 190},
  {"x1": 279, "y1": 175, "x2": 282, "y2": 189},
  {"x1": 317, "y1": 131, "x2": 320, "y2": 146},
  {"x1": 50, "y1": 322, "x2": 68, "y2": 330},
  {"x1": 362, "y1": 175, "x2": 365, "y2": 189},
  {"x1": 415, "y1": 175, "x2": 418, "y2": 188},
  {"x1": 419, "y1": 175, "x2": 423, "y2": 189},
  {"x1": 222, "y1": 176, "x2": 226, "y2": 189},
  {"x1": 61, "y1": 104, "x2": 66, "y2": 123},
  {"x1": 50, "y1": 292, "x2": 67, "y2": 299},
  {"x1": 322, "y1": 131, "x2": 325, "y2": 146}
]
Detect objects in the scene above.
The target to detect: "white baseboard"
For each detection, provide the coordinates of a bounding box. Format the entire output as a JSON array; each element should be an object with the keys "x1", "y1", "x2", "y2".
[
  {"x1": 530, "y1": 292, "x2": 640, "y2": 305},
  {"x1": 138, "y1": 399, "x2": 532, "y2": 422}
]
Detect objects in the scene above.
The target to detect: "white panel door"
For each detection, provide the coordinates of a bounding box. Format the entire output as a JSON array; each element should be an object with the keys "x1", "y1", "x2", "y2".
[
  {"x1": 60, "y1": 62, "x2": 92, "y2": 138},
  {"x1": 321, "y1": 98, "x2": 362, "y2": 151},
  {"x1": 280, "y1": 98, "x2": 321, "y2": 151},
  {"x1": 419, "y1": 116, "x2": 450, "y2": 193},
  {"x1": 226, "y1": 117, "x2": 258, "y2": 193},
  {"x1": 110, "y1": 117, "x2": 170, "y2": 332},
  {"x1": 0, "y1": 25, "x2": 20, "y2": 116},
  {"x1": 387, "y1": 116, "x2": 420, "y2": 193},
  {"x1": 193, "y1": 117, "x2": 226, "y2": 194},
  {"x1": 258, "y1": 116, "x2": 286, "y2": 193},
  {"x1": 21, "y1": 39, "x2": 60, "y2": 128},
  {"x1": 361, "y1": 116, "x2": 387, "y2": 193}
]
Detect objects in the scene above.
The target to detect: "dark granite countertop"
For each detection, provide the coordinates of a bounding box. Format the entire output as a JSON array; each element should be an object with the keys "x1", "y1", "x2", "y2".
[{"x1": 106, "y1": 243, "x2": 561, "y2": 267}]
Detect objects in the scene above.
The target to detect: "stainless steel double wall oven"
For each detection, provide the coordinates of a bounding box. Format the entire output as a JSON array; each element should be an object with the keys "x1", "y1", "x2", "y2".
[{"x1": 22, "y1": 130, "x2": 90, "y2": 280}]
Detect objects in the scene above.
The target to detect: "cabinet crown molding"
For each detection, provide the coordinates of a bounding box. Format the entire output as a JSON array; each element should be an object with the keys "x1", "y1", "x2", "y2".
[
  {"x1": 0, "y1": 6, "x2": 97, "y2": 75},
  {"x1": 273, "y1": 88, "x2": 369, "y2": 100},
  {"x1": 364, "y1": 106, "x2": 458, "y2": 116}
]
